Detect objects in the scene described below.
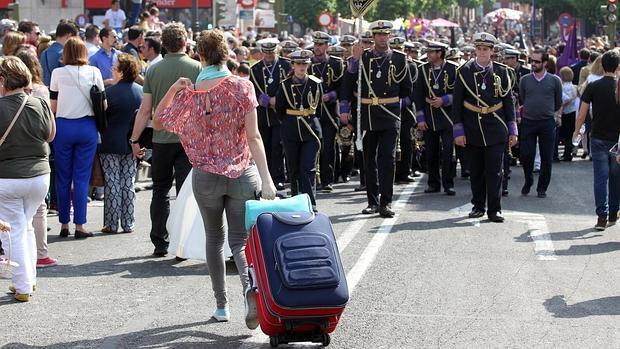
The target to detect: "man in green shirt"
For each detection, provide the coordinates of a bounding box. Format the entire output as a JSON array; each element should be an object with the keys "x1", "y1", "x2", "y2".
[{"x1": 129, "y1": 23, "x2": 201, "y2": 257}]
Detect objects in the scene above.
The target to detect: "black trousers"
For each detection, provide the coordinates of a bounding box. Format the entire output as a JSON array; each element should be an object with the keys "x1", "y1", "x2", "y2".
[
  {"x1": 520, "y1": 118, "x2": 555, "y2": 193},
  {"x1": 320, "y1": 121, "x2": 337, "y2": 186},
  {"x1": 337, "y1": 143, "x2": 354, "y2": 181},
  {"x1": 425, "y1": 127, "x2": 455, "y2": 190},
  {"x1": 259, "y1": 125, "x2": 285, "y2": 183},
  {"x1": 502, "y1": 145, "x2": 512, "y2": 191},
  {"x1": 150, "y1": 142, "x2": 192, "y2": 250},
  {"x1": 467, "y1": 142, "x2": 505, "y2": 214},
  {"x1": 396, "y1": 123, "x2": 413, "y2": 180},
  {"x1": 283, "y1": 139, "x2": 320, "y2": 207},
  {"x1": 456, "y1": 145, "x2": 469, "y2": 176},
  {"x1": 355, "y1": 148, "x2": 365, "y2": 185},
  {"x1": 560, "y1": 111, "x2": 576, "y2": 159},
  {"x1": 363, "y1": 128, "x2": 398, "y2": 207}
]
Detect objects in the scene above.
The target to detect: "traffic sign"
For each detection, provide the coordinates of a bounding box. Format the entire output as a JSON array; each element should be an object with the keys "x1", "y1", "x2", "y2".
[
  {"x1": 318, "y1": 12, "x2": 332, "y2": 27},
  {"x1": 75, "y1": 14, "x2": 89, "y2": 28}
]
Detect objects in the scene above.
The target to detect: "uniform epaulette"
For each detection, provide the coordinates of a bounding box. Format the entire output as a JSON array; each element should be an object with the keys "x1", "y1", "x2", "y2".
[
  {"x1": 308, "y1": 75, "x2": 322, "y2": 84},
  {"x1": 412, "y1": 59, "x2": 423, "y2": 65},
  {"x1": 493, "y1": 61, "x2": 509, "y2": 69},
  {"x1": 329, "y1": 55, "x2": 343, "y2": 61},
  {"x1": 446, "y1": 60, "x2": 460, "y2": 67},
  {"x1": 392, "y1": 49, "x2": 406, "y2": 56}
]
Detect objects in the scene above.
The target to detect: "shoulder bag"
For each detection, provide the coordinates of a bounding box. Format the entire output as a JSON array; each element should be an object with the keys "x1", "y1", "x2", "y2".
[
  {"x1": 0, "y1": 95, "x2": 29, "y2": 148},
  {"x1": 66, "y1": 66, "x2": 107, "y2": 133}
]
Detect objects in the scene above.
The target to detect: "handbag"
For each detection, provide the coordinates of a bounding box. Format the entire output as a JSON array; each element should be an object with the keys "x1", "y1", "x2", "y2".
[
  {"x1": 66, "y1": 66, "x2": 107, "y2": 133},
  {"x1": 0, "y1": 95, "x2": 29, "y2": 148},
  {"x1": 90, "y1": 152, "x2": 105, "y2": 187}
]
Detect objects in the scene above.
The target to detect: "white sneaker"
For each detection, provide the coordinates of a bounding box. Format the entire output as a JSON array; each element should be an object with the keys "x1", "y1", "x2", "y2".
[
  {"x1": 212, "y1": 307, "x2": 230, "y2": 322},
  {"x1": 244, "y1": 286, "x2": 259, "y2": 329}
]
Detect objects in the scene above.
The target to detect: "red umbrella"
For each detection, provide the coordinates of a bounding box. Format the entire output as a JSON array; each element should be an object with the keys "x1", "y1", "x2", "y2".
[{"x1": 430, "y1": 18, "x2": 459, "y2": 28}]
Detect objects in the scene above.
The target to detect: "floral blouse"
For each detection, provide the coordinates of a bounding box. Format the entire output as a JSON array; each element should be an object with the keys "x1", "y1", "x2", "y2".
[{"x1": 159, "y1": 75, "x2": 258, "y2": 178}]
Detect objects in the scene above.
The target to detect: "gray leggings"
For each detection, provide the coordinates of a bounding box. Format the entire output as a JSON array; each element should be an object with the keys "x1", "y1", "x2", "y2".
[{"x1": 192, "y1": 166, "x2": 259, "y2": 308}]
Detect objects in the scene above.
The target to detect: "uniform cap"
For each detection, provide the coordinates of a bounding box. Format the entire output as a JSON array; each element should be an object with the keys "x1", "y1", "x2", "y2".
[
  {"x1": 327, "y1": 45, "x2": 347, "y2": 56},
  {"x1": 460, "y1": 45, "x2": 475, "y2": 53},
  {"x1": 280, "y1": 40, "x2": 299, "y2": 52},
  {"x1": 312, "y1": 31, "x2": 330, "y2": 44},
  {"x1": 425, "y1": 40, "x2": 449, "y2": 51},
  {"x1": 389, "y1": 37, "x2": 406, "y2": 49},
  {"x1": 369, "y1": 20, "x2": 393, "y2": 34},
  {"x1": 257, "y1": 37, "x2": 280, "y2": 52},
  {"x1": 289, "y1": 49, "x2": 313, "y2": 64},
  {"x1": 473, "y1": 32, "x2": 497, "y2": 48},
  {"x1": 340, "y1": 35, "x2": 356, "y2": 46},
  {"x1": 503, "y1": 48, "x2": 521, "y2": 58},
  {"x1": 360, "y1": 31, "x2": 374, "y2": 43}
]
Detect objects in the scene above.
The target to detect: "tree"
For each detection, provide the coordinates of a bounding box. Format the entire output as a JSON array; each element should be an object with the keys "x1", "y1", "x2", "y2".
[{"x1": 285, "y1": 0, "x2": 335, "y2": 31}]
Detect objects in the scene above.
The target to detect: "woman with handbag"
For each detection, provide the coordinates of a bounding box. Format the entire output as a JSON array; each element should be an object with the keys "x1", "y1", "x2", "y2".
[
  {"x1": 49, "y1": 37, "x2": 107, "y2": 239},
  {"x1": 99, "y1": 53, "x2": 143, "y2": 234},
  {"x1": 153, "y1": 29, "x2": 276, "y2": 326},
  {"x1": 0, "y1": 57, "x2": 55, "y2": 302}
]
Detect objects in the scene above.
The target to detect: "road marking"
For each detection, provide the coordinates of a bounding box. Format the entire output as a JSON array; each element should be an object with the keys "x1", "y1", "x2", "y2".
[
  {"x1": 451, "y1": 203, "x2": 557, "y2": 261},
  {"x1": 345, "y1": 180, "x2": 420, "y2": 294},
  {"x1": 449, "y1": 203, "x2": 481, "y2": 227},
  {"x1": 336, "y1": 215, "x2": 368, "y2": 253},
  {"x1": 504, "y1": 212, "x2": 557, "y2": 261},
  {"x1": 239, "y1": 180, "x2": 422, "y2": 347}
]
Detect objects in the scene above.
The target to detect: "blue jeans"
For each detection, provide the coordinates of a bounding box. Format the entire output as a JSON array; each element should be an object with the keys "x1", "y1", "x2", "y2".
[{"x1": 591, "y1": 137, "x2": 620, "y2": 218}]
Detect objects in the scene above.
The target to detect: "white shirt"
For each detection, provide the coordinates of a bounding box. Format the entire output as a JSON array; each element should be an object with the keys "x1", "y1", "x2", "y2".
[
  {"x1": 105, "y1": 8, "x2": 126, "y2": 29},
  {"x1": 146, "y1": 54, "x2": 163, "y2": 72},
  {"x1": 561, "y1": 82, "x2": 578, "y2": 114},
  {"x1": 50, "y1": 65, "x2": 105, "y2": 119},
  {"x1": 85, "y1": 42, "x2": 99, "y2": 57}
]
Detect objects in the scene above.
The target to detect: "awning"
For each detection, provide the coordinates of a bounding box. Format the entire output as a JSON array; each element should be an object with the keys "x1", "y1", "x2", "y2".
[
  {"x1": 85, "y1": 0, "x2": 212, "y2": 9},
  {"x1": 0, "y1": 0, "x2": 15, "y2": 9}
]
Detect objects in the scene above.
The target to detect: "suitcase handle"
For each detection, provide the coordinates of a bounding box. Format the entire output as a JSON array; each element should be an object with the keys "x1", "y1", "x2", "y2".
[{"x1": 284, "y1": 318, "x2": 331, "y2": 331}]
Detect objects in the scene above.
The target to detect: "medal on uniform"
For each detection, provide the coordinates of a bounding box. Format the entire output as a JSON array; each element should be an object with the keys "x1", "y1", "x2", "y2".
[
  {"x1": 481, "y1": 82, "x2": 487, "y2": 90},
  {"x1": 376, "y1": 70, "x2": 382, "y2": 79},
  {"x1": 433, "y1": 83, "x2": 439, "y2": 90},
  {"x1": 268, "y1": 77, "x2": 274, "y2": 84}
]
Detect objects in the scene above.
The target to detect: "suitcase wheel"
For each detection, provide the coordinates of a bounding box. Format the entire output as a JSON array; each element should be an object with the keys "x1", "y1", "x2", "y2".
[
  {"x1": 322, "y1": 333, "x2": 331, "y2": 347},
  {"x1": 269, "y1": 336, "x2": 279, "y2": 348}
]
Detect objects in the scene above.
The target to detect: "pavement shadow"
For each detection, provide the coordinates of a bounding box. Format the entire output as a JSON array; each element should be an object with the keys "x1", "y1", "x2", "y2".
[
  {"x1": 37, "y1": 256, "x2": 240, "y2": 279},
  {"x1": 514, "y1": 228, "x2": 603, "y2": 243},
  {"x1": 2, "y1": 320, "x2": 252, "y2": 348},
  {"x1": 372, "y1": 216, "x2": 481, "y2": 234},
  {"x1": 543, "y1": 295, "x2": 620, "y2": 318},
  {"x1": 554, "y1": 242, "x2": 620, "y2": 256}
]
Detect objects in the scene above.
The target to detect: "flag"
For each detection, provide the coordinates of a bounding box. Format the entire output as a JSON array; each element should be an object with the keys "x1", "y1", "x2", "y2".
[{"x1": 558, "y1": 19, "x2": 579, "y2": 69}]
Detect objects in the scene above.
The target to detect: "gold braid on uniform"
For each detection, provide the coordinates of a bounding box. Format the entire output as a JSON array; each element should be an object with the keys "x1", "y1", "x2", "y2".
[
  {"x1": 307, "y1": 87, "x2": 321, "y2": 111},
  {"x1": 444, "y1": 70, "x2": 455, "y2": 93},
  {"x1": 388, "y1": 60, "x2": 409, "y2": 86},
  {"x1": 493, "y1": 69, "x2": 512, "y2": 98},
  {"x1": 328, "y1": 61, "x2": 344, "y2": 85}
]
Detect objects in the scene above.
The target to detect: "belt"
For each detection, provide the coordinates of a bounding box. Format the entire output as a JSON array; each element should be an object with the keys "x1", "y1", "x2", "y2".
[
  {"x1": 360, "y1": 96, "x2": 400, "y2": 106},
  {"x1": 464, "y1": 101, "x2": 503, "y2": 115},
  {"x1": 286, "y1": 108, "x2": 316, "y2": 117}
]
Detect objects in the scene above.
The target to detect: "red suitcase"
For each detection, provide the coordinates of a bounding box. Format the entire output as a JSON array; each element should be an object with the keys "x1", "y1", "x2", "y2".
[{"x1": 246, "y1": 212, "x2": 348, "y2": 347}]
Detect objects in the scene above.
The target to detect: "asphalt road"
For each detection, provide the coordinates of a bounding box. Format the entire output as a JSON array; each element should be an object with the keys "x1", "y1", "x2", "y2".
[{"x1": 2, "y1": 156, "x2": 619, "y2": 349}]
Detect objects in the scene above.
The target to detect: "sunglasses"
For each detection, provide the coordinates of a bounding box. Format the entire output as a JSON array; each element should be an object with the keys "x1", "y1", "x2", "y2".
[{"x1": 531, "y1": 59, "x2": 543, "y2": 64}]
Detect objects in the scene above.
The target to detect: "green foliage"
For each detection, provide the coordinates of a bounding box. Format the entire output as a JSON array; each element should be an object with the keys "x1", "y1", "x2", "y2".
[
  {"x1": 285, "y1": 0, "x2": 336, "y2": 30},
  {"x1": 518, "y1": 0, "x2": 607, "y2": 22}
]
